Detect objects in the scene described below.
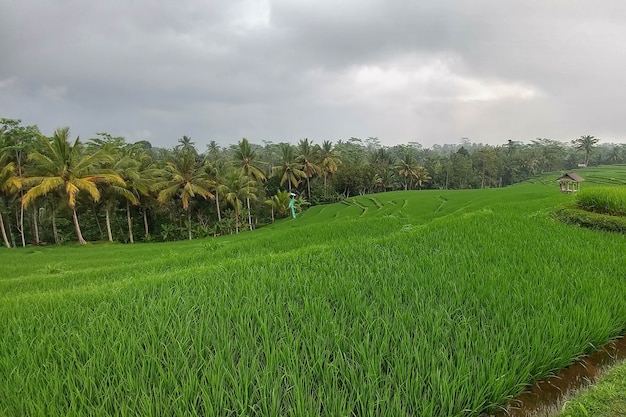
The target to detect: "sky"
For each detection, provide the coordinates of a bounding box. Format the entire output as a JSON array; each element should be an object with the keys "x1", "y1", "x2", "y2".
[{"x1": 1, "y1": 0, "x2": 626, "y2": 150}]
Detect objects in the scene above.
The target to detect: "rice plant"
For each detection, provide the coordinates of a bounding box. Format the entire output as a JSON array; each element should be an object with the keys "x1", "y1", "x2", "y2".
[
  {"x1": 575, "y1": 186, "x2": 626, "y2": 216},
  {"x1": 1, "y1": 170, "x2": 626, "y2": 416}
]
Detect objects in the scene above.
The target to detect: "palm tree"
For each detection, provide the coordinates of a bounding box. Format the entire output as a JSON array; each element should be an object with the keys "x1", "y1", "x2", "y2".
[
  {"x1": 0, "y1": 119, "x2": 40, "y2": 247},
  {"x1": 234, "y1": 138, "x2": 265, "y2": 231},
  {"x1": 156, "y1": 149, "x2": 214, "y2": 240},
  {"x1": 318, "y1": 140, "x2": 341, "y2": 197},
  {"x1": 395, "y1": 152, "x2": 420, "y2": 190},
  {"x1": 296, "y1": 138, "x2": 321, "y2": 201},
  {"x1": 272, "y1": 143, "x2": 306, "y2": 193},
  {"x1": 177, "y1": 135, "x2": 198, "y2": 159},
  {"x1": 265, "y1": 190, "x2": 291, "y2": 222},
  {"x1": 22, "y1": 127, "x2": 125, "y2": 245},
  {"x1": 413, "y1": 165, "x2": 432, "y2": 189},
  {"x1": 0, "y1": 162, "x2": 20, "y2": 248},
  {"x1": 206, "y1": 140, "x2": 221, "y2": 163},
  {"x1": 99, "y1": 147, "x2": 140, "y2": 242},
  {"x1": 222, "y1": 169, "x2": 256, "y2": 234},
  {"x1": 205, "y1": 160, "x2": 230, "y2": 223},
  {"x1": 572, "y1": 135, "x2": 599, "y2": 167},
  {"x1": 125, "y1": 148, "x2": 161, "y2": 241}
]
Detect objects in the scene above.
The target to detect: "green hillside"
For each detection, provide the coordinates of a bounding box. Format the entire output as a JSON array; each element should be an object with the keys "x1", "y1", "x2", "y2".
[{"x1": 1, "y1": 168, "x2": 625, "y2": 416}]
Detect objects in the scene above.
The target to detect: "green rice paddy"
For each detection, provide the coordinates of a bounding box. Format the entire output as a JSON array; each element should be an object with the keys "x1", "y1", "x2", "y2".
[{"x1": 2, "y1": 168, "x2": 626, "y2": 416}]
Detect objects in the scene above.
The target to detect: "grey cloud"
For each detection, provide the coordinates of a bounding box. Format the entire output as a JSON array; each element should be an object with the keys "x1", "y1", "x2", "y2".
[{"x1": 2, "y1": 0, "x2": 626, "y2": 148}]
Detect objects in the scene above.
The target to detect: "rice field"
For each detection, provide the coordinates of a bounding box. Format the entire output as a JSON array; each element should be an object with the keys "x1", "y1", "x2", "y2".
[
  {"x1": 2, "y1": 168, "x2": 626, "y2": 416},
  {"x1": 575, "y1": 186, "x2": 626, "y2": 216}
]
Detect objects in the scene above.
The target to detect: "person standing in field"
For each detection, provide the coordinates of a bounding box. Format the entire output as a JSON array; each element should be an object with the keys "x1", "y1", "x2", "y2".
[{"x1": 289, "y1": 193, "x2": 296, "y2": 218}]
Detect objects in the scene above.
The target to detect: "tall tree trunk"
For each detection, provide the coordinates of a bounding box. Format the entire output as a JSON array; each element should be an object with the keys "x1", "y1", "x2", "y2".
[
  {"x1": 92, "y1": 202, "x2": 103, "y2": 239},
  {"x1": 188, "y1": 209, "x2": 192, "y2": 240},
  {"x1": 127, "y1": 201, "x2": 134, "y2": 243},
  {"x1": 323, "y1": 172, "x2": 328, "y2": 197},
  {"x1": 0, "y1": 211, "x2": 10, "y2": 248},
  {"x1": 52, "y1": 211, "x2": 59, "y2": 244},
  {"x1": 246, "y1": 197, "x2": 252, "y2": 231},
  {"x1": 50, "y1": 200, "x2": 59, "y2": 244},
  {"x1": 481, "y1": 166, "x2": 485, "y2": 189},
  {"x1": 19, "y1": 199, "x2": 25, "y2": 247},
  {"x1": 142, "y1": 205, "x2": 149, "y2": 239},
  {"x1": 15, "y1": 152, "x2": 26, "y2": 247},
  {"x1": 215, "y1": 192, "x2": 222, "y2": 222},
  {"x1": 72, "y1": 208, "x2": 87, "y2": 245},
  {"x1": 105, "y1": 206, "x2": 113, "y2": 242},
  {"x1": 7, "y1": 208, "x2": 15, "y2": 247},
  {"x1": 306, "y1": 176, "x2": 311, "y2": 201},
  {"x1": 32, "y1": 205, "x2": 40, "y2": 244}
]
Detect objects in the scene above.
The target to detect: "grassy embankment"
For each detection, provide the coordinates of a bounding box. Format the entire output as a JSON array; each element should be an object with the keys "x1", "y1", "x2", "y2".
[{"x1": 1, "y1": 166, "x2": 626, "y2": 416}]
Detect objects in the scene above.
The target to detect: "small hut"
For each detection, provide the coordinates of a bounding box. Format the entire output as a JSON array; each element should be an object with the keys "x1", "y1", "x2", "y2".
[{"x1": 557, "y1": 172, "x2": 585, "y2": 193}]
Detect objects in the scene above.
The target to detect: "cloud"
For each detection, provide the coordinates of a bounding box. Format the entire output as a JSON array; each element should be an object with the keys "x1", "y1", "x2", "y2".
[{"x1": 1, "y1": 0, "x2": 626, "y2": 147}]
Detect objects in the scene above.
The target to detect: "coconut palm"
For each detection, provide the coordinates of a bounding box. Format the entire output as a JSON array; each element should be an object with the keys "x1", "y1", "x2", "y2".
[
  {"x1": 156, "y1": 149, "x2": 214, "y2": 240},
  {"x1": 572, "y1": 135, "x2": 599, "y2": 167},
  {"x1": 126, "y1": 149, "x2": 161, "y2": 241},
  {"x1": 206, "y1": 140, "x2": 221, "y2": 163},
  {"x1": 98, "y1": 147, "x2": 140, "y2": 242},
  {"x1": 395, "y1": 152, "x2": 420, "y2": 190},
  {"x1": 272, "y1": 143, "x2": 306, "y2": 193},
  {"x1": 1, "y1": 118, "x2": 40, "y2": 246},
  {"x1": 22, "y1": 127, "x2": 125, "y2": 245},
  {"x1": 0, "y1": 162, "x2": 20, "y2": 248},
  {"x1": 205, "y1": 160, "x2": 230, "y2": 223},
  {"x1": 222, "y1": 169, "x2": 256, "y2": 233},
  {"x1": 296, "y1": 138, "x2": 321, "y2": 201},
  {"x1": 234, "y1": 138, "x2": 265, "y2": 230},
  {"x1": 265, "y1": 190, "x2": 291, "y2": 222},
  {"x1": 318, "y1": 140, "x2": 341, "y2": 196},
  {"x1": 413, "y1": 165, "x2": 432, "y2": 189}
]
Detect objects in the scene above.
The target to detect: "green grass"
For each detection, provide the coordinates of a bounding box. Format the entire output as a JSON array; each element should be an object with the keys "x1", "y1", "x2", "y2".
[
  {"x1": 557, "y1": 360, "x2": 626, "y2": 417},
  {"x1": 1, "y1": 168, "x2": 626, "y2": 416}
]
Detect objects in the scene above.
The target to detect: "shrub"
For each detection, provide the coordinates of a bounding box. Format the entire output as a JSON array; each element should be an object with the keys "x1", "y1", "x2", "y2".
[{"x1": 554, "y1": 206, "x2": 626, "y2": 233}]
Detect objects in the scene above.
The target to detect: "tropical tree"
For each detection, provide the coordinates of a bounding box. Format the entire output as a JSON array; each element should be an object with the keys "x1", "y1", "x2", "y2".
[
  {"x1": 1, "y1": 118, "x2": 40, "y2": 246},
  {"x1": 177, "y1": 135, "x2": 199, "y2": 160},
  {"x1": 265, "y1": 190, "x2": 291, "y2": 222},
  {"x1": 222, "y1": 170, "x2": 256, "y2": 233},
  {"x1": 156, "y1": 148, "x2": 214, "y2": 240},
  {"x1": 0, "y1": 162, "x2": 20, "y2": 248},
  {"x1": 318, "y1": 140, "x2": 341, "y2": 196},
  {"x1": 97, "y1": 146, "x2": 140, "y2": 242},
  {"x1": 126, "y1": 148, "x2": 160, "y2": 241},
  {"x1": 395, "y1": 152, "x2": 420, "y2": 190},
  {"x1": 234, "y1": 138, "x2": 265, "y2": 231},
  {"x1": 205, "y1": 160, "x2": 230, "y2": 223},
  {"x1": 472, "y1": 147, "x2": 497, "y2": 189},
  {"x1": 272, "y1": 143, "x2": 306, "y2": 193},
  {"x1": 572, "y1": 135, "x2": 599, "y2": 167},
  {"x1": 296, "y1": 138, "x2": 321, "y2": 200},
  {"x1": 530, "y1": 138, "x2": 564, "y2": 173},
  {"x1": 22, "y1": 127, "x2": 125, "y2": 245},
  {"x1": 206, "y1": 140, "x2": 221, "y2": 163}
]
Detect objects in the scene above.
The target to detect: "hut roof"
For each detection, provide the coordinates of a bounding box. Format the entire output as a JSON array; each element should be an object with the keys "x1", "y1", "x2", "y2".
[{"x1": 557, "y1": 172, "x2": 585, "y2": 182}]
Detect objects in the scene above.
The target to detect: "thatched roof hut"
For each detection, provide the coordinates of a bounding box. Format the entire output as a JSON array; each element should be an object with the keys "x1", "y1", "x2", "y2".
[{"x1": 557, "y1": 172, "x2": 585, "y2": 193}]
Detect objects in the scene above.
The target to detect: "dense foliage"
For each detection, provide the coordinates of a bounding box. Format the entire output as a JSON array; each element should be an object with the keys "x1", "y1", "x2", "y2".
[
  {"x1": 2, "y1": 172, "x2": 626, "y2": 416},
  {"x1": 2, "y1": 117, "x2": 626, "y2": 245}
]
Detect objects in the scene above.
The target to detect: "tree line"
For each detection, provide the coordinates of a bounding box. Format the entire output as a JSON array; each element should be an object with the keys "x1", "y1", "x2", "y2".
[{"x1": 1, "y1": 117, "x2": 622, "y2": 246}]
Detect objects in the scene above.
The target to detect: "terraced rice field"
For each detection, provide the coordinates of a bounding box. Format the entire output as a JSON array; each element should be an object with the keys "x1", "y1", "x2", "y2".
[{"x1": 1, "y1": 167, "x2": 626, "y2": 416}]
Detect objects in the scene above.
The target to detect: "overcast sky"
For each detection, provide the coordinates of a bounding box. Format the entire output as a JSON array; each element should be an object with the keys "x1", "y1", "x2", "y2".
[{"x1": 1, "y1": 1, "x2": 625, "y2": 149}]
